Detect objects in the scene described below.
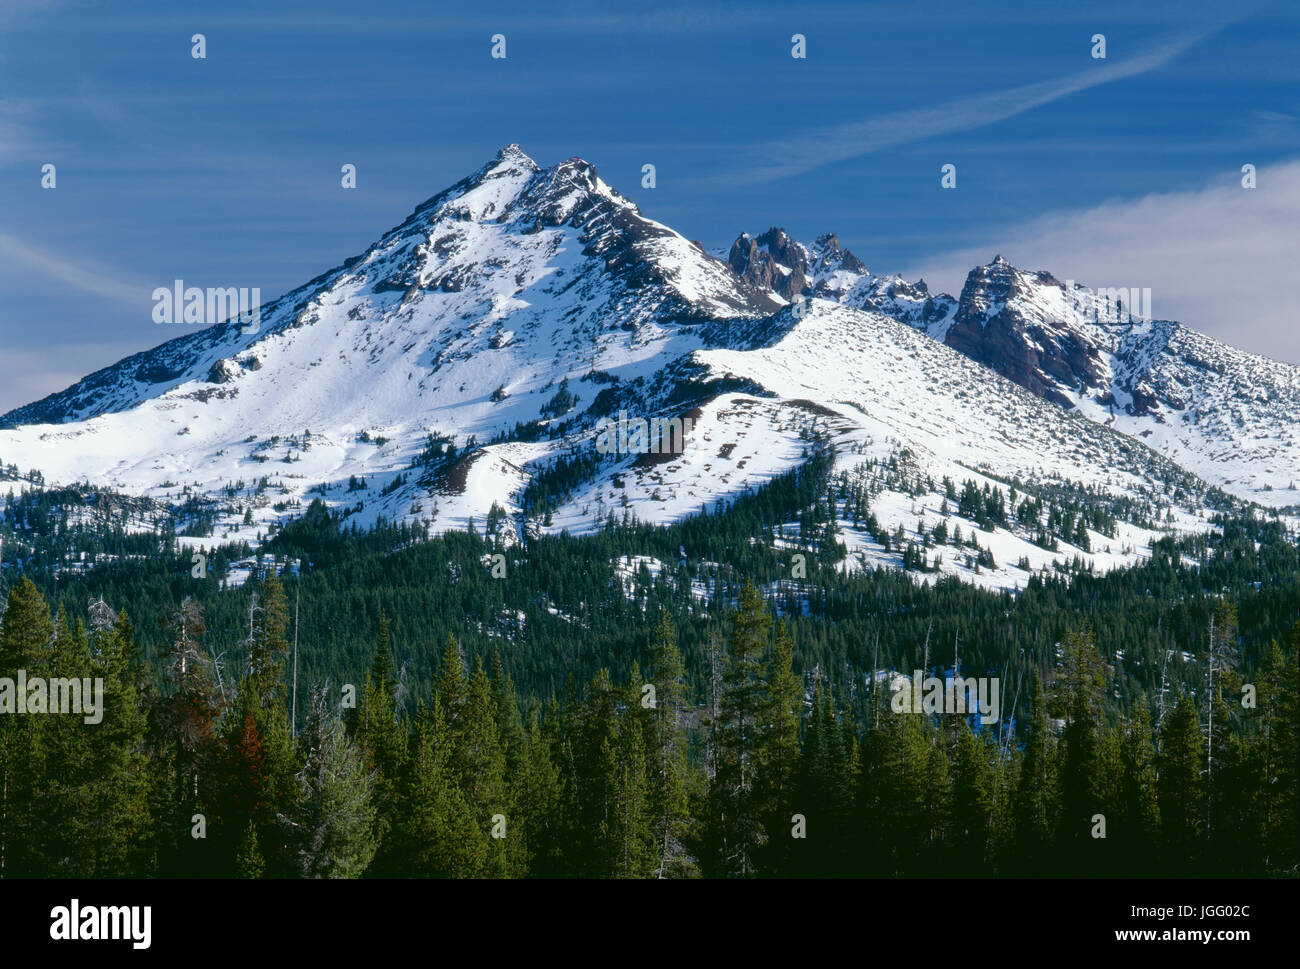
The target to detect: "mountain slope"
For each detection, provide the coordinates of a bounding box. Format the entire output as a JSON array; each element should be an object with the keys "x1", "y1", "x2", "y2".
[
  {"x1": 0, "y1": 146, "x2": 1286, "y2": 592},
  {"x1": 732, "y1": 233, "x2": 1300, "y2": 510}
]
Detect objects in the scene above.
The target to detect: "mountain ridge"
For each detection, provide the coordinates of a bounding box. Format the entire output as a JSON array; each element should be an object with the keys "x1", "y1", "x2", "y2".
[{"x1": 1, "y1": 145, "x2": 1294, "y2": 593}]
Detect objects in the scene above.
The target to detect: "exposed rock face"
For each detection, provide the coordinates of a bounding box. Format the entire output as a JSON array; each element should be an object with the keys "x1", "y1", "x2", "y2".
[
  {"x1": 714, "y1": 235, "x2": 1241, "y2": 425},
  {"x1": 808, "y1": 232, "x2": 866, "y2": 275},
  {"x1": 727, "y1": 228, "x2": 810, "y2": 301},
  {"x1": 207, "y1": 358, "x2": 238, "y2": 384},
  {"x1": 945, "y1": 256, "x2": 1107, "y2": 409}
]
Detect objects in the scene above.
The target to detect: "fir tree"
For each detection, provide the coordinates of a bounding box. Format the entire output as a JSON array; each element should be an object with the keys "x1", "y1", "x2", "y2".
[
  {"x1": 758, "y1": 620, "x2": 802, "y2": 870},
  {"x1": 1012, "y1": 670, "x2": 1057, "y2": 874},
  {"x1": 0, "y1": 578, "x2": 53, "y2": 877},
  {"x1": 281, "y1": 687, "x2": 378, "y2": 878},
  {"x1": 391, "y1": 698, "x2": 484, "y2": 877},
  {"x1": 1157, "y1": 693, "x2": 1204, "y2": 871},
  {"x1": 708, "y1": 581, "x2": 772, "y2": 877},
  {"x1": 950, "y1": 720, "x2": 993, "y2": 868},
  {"x1": 647, "y1": 613, "x2": 697, "y2": 878},
  {"x1": 355, "y1": 615, "x2": 406, "y2": 874}
]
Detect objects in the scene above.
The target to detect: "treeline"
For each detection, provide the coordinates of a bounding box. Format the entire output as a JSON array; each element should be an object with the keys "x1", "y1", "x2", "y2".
[
  {"x1": 2, "y1": 575, "x2": 1298, "y2": 878},
  {"x1": 15, "y1": 491, "x2": 1300, "y2": 741}
]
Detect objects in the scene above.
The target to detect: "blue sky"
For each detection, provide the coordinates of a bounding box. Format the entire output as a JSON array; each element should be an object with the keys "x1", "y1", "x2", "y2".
[{"x1": 2, "y1": 0, "x2": 1298, "y2": 411}]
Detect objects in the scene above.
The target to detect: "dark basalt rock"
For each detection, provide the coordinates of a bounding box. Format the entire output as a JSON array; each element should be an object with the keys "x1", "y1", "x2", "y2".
[
  {"x1": 207, "y1": 359, "x2": 235, "y2": 384},
  {"x1": 727, "y1": 228, "x2": 809, "y2": 301},
  {"x1": 945, "y1": 258, "x2": 1107, "y2": 409},
  {"x1": 812, "y1": 232, "x2": 867, "y2": 274}
]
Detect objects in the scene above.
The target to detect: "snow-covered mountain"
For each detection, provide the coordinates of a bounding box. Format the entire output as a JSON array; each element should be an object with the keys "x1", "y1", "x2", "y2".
[
  {"x1": 0, "y1": 146, "x2": 1292, "y2": 591},
  {"x1": 732, "y1": 234, "x2": 1300, "y2": 509}
]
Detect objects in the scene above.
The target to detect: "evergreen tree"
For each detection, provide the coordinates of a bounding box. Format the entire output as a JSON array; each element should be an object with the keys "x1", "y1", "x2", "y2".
[
  {"x1": 1115, "y1": 704, "x2": 1160, "y2": 874},
  {"x1": 758, "y1": 620, "x2": 802, "y2": 872},
  {"x1": 708, "y1": 581, "x2": 772, "y2": 877},
  {"x1": 355, "y1": 615, "x2": 406, "y2": 875},
  {"x1": 792, "y1": 684, "x2": 859, "y2": 876},
  {"x1": 1054, "y1": 626, "x2": 1106, "y2": 870},
  {"x1": 647, "y1": 614, "x2": 697, "y2": 878},
  {"x1": 1012, "y1": 671, "x2": 1057, "y2": 874},
  {"x1": 220, "y1": 575, "x2": 298, "y2": 876},
  {"x1": 391, "y1": 698, "x2": 483, "y2": 877},
  {"x1": 82, "y1": 609, "x2": 154, "y2": 876},
  {"x1": 281, "y1": 687, "x2": 378, "y2": 878},
  {"x1": 489, "y1": 646, "x2": 530, "y2": 876},
  {"x1": 611, "y1": 677, "x2": 654, "y2": 878},
  {"x1": 521, "y1": 704, "x2": 564, "y2": 876},
  {"x1": 235, "y1": 819, "x2": 264, "y2": 878},
  {"x1": 0, "y1": 578, "x2": 53, "y2": 877},
  {"x1": 950, "y1": 720, "x2": 993, "y2": 868},
  {"x1": 1157, "y1": 693, "x2": 1204, "y2": 871},
  {"x1": 455, "y1": 659, "x2": 513, "y2": 876},
  {"x1": 152, "y1": 596, "x2": 223, "y2": 876}
]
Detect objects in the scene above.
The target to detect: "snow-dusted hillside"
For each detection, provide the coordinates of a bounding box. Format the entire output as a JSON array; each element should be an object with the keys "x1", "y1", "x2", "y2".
[
  {"x1": 0, "y1": 145, "x2": 1291, "y2": 591},
  {"x1": 734, "y1": 233, "x2": 1300, "y2": 510}
]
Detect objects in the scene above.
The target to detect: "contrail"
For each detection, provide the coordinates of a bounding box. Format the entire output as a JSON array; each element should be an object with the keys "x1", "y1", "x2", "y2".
[{"x1": 711, "y1": 26, "x2": 1229, "y2": 187}]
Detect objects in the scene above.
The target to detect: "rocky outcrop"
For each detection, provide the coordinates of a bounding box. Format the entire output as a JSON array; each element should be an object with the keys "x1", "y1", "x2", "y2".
[{"x1": 945, "y1": 256, "x2": 1107, "y2": 409}]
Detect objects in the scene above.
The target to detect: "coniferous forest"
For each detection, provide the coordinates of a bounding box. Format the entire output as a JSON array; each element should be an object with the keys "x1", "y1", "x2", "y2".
[{"x1": 2, "y1": 455, "x2": 1299, "y2": 879}]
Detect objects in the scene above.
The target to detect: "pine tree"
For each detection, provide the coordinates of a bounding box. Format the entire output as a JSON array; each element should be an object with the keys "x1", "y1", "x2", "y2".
[
  {"x1": 391, "y1": 698, "x2": 484, "y2": 877},
  {"x1": 0, "y1": 578, "x2": 53, "y2": 877},
  {"x1": 245, "y1": 575, "x2": 290, "y2": 705},
  {"x1": 1157, "y1": 693, "x2": 1204, "y2": 871},
  {"x1": 235, "y1": 820, "x2": 264, "y2": 878},
  {"x1": 1116, "y1": 704, "x2": 1160, "y2": 874},
  {"x1": 221, "y1": 575, "x2": 298, "y2": 876},
  {"x1": 758, "y1": 620, "x2": 801, "y2": 871},
  {"x1": 153, "y1": 596, "x2": 223, "y2": 876},
  {"x1": 455, "y1": 659, "x2": 512, "y2": 876},
  {"x1": 225, "y1": 715, "x2": 268, "y2": 877},
  {"x1": 435, "y1": 633, "x2": 468, "y2": 729},
  {"x1": 488, "y1": 646, "x2": 530, "y2": 876},
  {"x1": 28, "y1": 611, "x2": 96, "y2": 874},
  {"x1": 1260, "y1": 630, "x2": 1300, "y2": 872},
  {"x1": 792, "y1": 684, "x2": 859, "y2": 876},
  {"x1": 915, "y1": 714, "x2": 949, "y2": 875},
  {"x1": 281, "y1": 687, "x2": 378, "y2": 878},
  {"x1": 611, "y1": 682, "x2": 654, "y2": 878},
  {"x1": 521, "y1": 704, "x2": 564, "y2": 876},
  {"x1": 1202, "y1": 599, "x2": 1242, "y2": 864},
  {"x1": 1276, "y1": 627, "x2": 1300, "y2": 872},
  {"x1": 356, "y1": 615, "x2": 406, "y2": 874},
  {"x1": 82, "y1": 609, "x2": 153, "y2": 876},
  {"x1": 564, "y1": 668, "x2": 621, "y2": 876},
  {"x1": 647, "y1": 613, "x2": 697, "y2": 878},
  {"x1": 1054, "y1": 626, "x2": 1106, "y2": 870},
  {"x1": 950, "y1": 720, "x2": 992, "y2": 868},
  {"x1": 708, "y1": 581, "x2": 772, "y2": 877},
  {"x1": 1012, "y1": 670, "x2": 1057, "y2": 874}
]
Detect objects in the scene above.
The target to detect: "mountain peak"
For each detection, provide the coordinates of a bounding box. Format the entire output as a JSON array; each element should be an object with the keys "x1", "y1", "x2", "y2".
[
  {"x1": 727, "y1": 227, "x2": 810, "y2": 301},
  {"x1": 495, "y1": 142, "x2": 535, "y2": 164}
]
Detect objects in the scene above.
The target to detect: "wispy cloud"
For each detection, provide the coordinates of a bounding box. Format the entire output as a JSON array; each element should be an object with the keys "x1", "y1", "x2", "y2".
[
  {"x1": 901, "y1": 159, "x2": 1300, "y2": 368},
  {"x1": 0, "y1": 344, "x2": 133, "y2": 414},
  {"x1": 716, "y1": 27, "x2": 1224, "y2": 186},
  {"x1": 0, "y1": 230, "x2": 145, "y2": 305},
  {"x1": 0, "y1": 98, "x2": 39, "y2": 162}
]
